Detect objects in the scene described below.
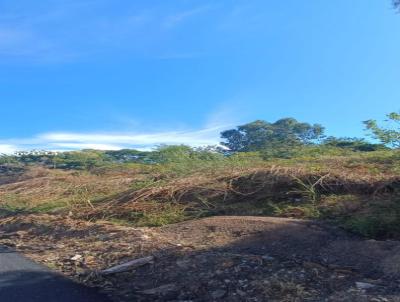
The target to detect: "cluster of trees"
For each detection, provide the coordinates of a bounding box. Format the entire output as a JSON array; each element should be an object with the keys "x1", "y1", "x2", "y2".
[
  {"x1": 0, "y1": 145, "x2": 224, "y2": 170},
  {"x1": 220, "y1": 114, "x2": 398, "y2": 157},
  {"x1": 0, "y1": 112, "x2": 399, "y2": 170},
  {"x1": 220, "y1": 118, "x2": 324, "y2": 152},
  {"x1": 364, "y1": 112, "x2": 400, "y2": 149}
]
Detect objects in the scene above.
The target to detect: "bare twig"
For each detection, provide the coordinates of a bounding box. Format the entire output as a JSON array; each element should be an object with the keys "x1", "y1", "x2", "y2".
[{"x1": 100, "y1": 256, "x2": 154, "y2": 275}]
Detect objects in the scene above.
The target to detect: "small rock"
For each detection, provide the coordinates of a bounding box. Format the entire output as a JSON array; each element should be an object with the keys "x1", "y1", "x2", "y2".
[
  {"x1": 262, "y1": 255, "x2": 275, "y2": 261},
  {"x1": 140, "y1": 234, "x2": 150, "y2": 240},
  {"x1": 236, "y1": 289, "x2": 246, "y2": 297},
  {"x1": 70, "y1": 254, "x2": 83, "y2": 261},
  {"x1": 211, "y1": 289, "x2": 227, "y2": 299},
  {"x1": 98, "y1": 234, "x2": 110, "y2": 241},
  {"x1": 355, "y1": 282, "x2": 375, "y2": 290}
]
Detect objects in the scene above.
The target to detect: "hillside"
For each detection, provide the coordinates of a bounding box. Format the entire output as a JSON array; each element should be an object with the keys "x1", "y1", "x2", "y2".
[{"x1": 1, "y1": 149, "x2": 400, "y2": 301}]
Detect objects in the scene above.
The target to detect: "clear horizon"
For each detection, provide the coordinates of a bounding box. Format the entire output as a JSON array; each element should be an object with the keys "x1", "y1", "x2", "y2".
[{"x1": 1, "y1": 1, "x2": 399, "y2": 153}]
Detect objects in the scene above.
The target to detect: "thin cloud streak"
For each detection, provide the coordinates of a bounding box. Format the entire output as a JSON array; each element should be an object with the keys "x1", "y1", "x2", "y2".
[
  {"x1": 49, "y1": 143, "x2": 124, "y2": 151},
  {"x1": 0, "y1": 125, "x2": 230, "y2": 154},
  {"x1": 163, "y1": 5, "x2": 213, "y2": 28}
]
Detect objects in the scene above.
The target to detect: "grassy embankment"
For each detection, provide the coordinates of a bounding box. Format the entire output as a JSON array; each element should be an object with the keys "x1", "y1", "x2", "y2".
[{"x1": 1, "y1": 149, "x2": 399, "y2": 239}]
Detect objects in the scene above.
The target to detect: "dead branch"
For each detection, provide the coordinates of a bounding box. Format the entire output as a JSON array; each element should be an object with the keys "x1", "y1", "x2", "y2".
[{"x1": 100, "y1": 255, "x2": 154, "y2": 275}]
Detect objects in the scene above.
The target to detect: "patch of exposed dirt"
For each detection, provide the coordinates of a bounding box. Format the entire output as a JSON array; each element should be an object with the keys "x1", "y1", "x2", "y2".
[{"x1": 1, "y1": 214, "x2": 400, "y2": 301}]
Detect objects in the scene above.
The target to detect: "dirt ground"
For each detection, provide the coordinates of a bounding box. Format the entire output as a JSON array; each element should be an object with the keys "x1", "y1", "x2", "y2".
[{"x1": 1, "y1": 214, "x2": 400, "y2": 301}]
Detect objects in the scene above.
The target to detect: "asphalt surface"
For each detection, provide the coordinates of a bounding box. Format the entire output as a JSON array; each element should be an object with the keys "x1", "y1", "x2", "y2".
[{"x1": 0, "y1": 245, "x2": 111, "y2": 302}]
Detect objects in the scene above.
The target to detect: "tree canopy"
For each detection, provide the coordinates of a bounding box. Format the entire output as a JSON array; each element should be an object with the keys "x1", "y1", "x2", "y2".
[
  {"x1": 364, "y1": 112, "x2": 400, "y2": 148},
  {"x1": 322, "y1": 137, "x2": 387, "y2": 152},
  {"x1": 220, "y1": 118, "x2": 325, "y2": 152}
]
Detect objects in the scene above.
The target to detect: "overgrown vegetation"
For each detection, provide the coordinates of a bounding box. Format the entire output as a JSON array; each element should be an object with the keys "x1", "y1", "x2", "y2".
[{"x1": 1, "y1": 114, "x2": 400, "y2": 239}]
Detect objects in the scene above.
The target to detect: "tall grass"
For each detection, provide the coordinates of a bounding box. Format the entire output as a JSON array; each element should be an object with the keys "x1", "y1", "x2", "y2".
[{"x1": 1, "y1": 148, "x2": 400, "y2": 238}]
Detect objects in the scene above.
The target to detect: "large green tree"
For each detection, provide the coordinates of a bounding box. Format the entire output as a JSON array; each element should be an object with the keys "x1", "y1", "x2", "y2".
[
  {"x1": 364, "y1": 112, "x2": 400, "y2": 148},
  {"x1": 220, "y1": 118, "x2": 324, "y2": 152}
]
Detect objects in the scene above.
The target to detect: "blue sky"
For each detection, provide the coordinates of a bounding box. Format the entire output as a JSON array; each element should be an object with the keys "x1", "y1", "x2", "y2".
[{"x1": 0, "y1": 0, "x2": 399, "y2": 152}]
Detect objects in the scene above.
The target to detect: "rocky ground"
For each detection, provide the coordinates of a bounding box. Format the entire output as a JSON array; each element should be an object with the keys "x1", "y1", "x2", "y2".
[{"x1": 1, "y1": 214, "x2": 400, "y2": 301}]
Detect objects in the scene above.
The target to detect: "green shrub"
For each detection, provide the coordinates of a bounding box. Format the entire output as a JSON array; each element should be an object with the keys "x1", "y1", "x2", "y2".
[{"x1": 340, "y1": 199, "x2": 400, "y2": 239}]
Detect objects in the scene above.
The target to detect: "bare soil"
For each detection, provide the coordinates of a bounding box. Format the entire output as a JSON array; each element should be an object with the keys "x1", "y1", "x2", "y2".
[{"x1": 1, "y1": 214, "x2": 400, "y2": 301}]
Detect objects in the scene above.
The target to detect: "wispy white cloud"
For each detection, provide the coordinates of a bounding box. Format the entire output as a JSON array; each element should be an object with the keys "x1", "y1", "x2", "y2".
[
  {"x1": 0, "y1": 144, "x2": 18, "y2": 154},
  {"x1": 163, "y1": 5, "x2": 212, "y2": 29},
  {"x1": 41, "y1": 127, "x2": 224, "y2": 146},
  {"x1": 0, "y1": 124, "x2": 231, "y2": 153},
  {"x1": 49, "y1": 143, "x2": 124, "y2": 151}
]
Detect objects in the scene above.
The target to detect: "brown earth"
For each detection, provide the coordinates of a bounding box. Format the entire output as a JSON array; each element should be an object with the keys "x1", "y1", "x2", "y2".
[{"x1": 1, "y1": 214, "x2": 400, "y2": 301}]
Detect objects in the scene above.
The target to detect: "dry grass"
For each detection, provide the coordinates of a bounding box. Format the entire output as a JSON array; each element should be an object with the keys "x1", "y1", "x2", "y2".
[
  {"x1": 1, "y1": 153, "x2": 400, "y2": 237},
  {"x1": 0, "y1": 166, "x2": 139, "y2": 211},
  {"x1": 64, "y1": 161, "x2": 400, "y2": 234}
]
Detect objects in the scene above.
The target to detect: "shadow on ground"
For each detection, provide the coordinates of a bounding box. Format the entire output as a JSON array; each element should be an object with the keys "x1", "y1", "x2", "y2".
[
  {"x1": 0, "y1": 244, "x2": 110, "y2": 302},
  {"x1": 99, "y1": 217, "x2": 400, "y2": 301},
  {"x1": 0, "y1": 270, "x2": 111, "y2": 302}
]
